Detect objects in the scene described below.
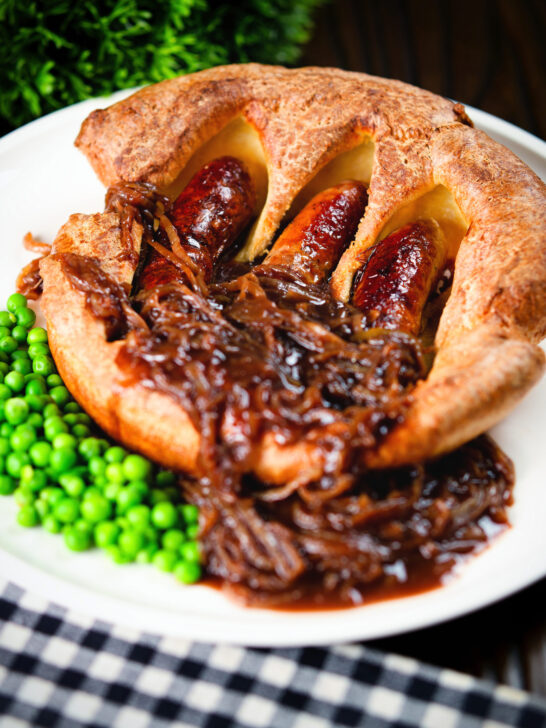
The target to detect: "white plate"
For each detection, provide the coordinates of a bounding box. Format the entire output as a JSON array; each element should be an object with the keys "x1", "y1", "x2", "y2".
[{"x1": 0, "y1": 94, "x2": 544, "y2": 647}]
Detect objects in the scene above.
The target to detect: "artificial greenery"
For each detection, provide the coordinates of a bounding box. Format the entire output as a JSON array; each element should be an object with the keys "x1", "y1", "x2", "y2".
[{"x1": 0, "y1": 0, "x2": 325, "y2": 134}]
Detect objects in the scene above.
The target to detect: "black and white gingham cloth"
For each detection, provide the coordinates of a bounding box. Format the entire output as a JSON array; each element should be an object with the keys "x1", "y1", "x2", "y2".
[{"x1": 1, "y1": 580, "x2": 545, "y2": 728}]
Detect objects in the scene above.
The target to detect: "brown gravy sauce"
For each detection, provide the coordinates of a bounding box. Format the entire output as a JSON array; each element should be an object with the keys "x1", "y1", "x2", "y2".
[
  {"x1": 54, "y1": 183, "x2": 516, "y2": 608},
  {"x1": 201, "y1": 515, "x2": 509, "y2": 611}
]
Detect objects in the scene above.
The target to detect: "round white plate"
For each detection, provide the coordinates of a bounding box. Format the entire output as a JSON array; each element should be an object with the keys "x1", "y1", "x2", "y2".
[{"x1": 0, "y1": 94, "x2": 544, "y2": 646}]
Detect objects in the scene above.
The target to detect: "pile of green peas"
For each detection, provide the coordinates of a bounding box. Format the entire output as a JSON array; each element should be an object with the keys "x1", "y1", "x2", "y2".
[{"x1": 0, "y1": 293, "x2": 202, "y2": 584}]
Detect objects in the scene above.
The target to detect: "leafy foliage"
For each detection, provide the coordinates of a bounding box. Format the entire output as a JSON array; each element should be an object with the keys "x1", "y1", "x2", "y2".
[{"x1": 0, "y1": 0, "x2": 325, "y2": 133}]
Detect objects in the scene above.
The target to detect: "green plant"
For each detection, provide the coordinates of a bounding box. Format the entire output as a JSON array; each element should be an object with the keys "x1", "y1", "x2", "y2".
[{"x1": 0, "y1": 0, "x2": 325, "y2": 134}]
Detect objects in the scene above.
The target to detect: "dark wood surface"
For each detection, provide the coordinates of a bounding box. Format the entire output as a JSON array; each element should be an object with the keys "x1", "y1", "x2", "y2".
[
  {"x1": 302, "y1": 0, "x2": 546, "y2": 694},
  {"x1": 302, "y1": 0, "x2": 545, "y2": 139}
]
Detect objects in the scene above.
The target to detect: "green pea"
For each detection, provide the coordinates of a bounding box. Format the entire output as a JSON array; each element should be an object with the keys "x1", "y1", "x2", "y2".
[
  {"x1": 44, "y1": 416, "x2": 69, "y2": 440},
  {"x1": 27, "y1": 327, "x2": 47, "y2": 344},
  {"x1": 156, "y1": 470, "x2": 176, "y2": 488},
  {"x1": 81, "y1": 494, "x2": 111, "y2": 523},
  {"x1": 72, "y1": 424, "x2": 90, "y2": 438},
  {"x1": 14, "y1": 486, "x2": 34, "y2": 506},
  {"x1": 49, "y1": 386, "x2": 70, "y2": 406},
  {"x1": 116, "y1": 484, "x2": 143, "y2": 513},
  {"x1": 0, "y1": 475, "x2": 15, "y2": 495},
  {"x1": 151, "y1": 502, "x2": 177, "y2": 530},
  {"x1": 49, "y1": 447, "x2": 77, "y2": 474},
  {"x1": 64, "y1": 527, "x2": 91, "y2": 552},
  {"x1": 11, "y1": 350, "x2": 30, "y2": 361},
  {"x1": 153, "y1": 549, "x2": 177, "y2": 572},
  {"x1": 105, "y1": 544, "x2": 134, "y2": 564},
  {"x1": 0, "y1": 363, "x2": 9, "y2": 376},
  {"x1": 0, "y1": 437, "x2": 9, "y2": 456},
  {"x1": 105, "y1": 446, "x2": 126, "y2": 464},
  {"x1": 35, "y1": 499, "x2": 49, "y2": 520},
  {"x1": 21, "y1": 468, "x2": 47, "y2": 492},
  {"x1": 136, "y1": 544, "x2": 158, "y2": 564},
  {"x1": 10, "y1": 425, "x2": 37, "y2": 452},
  {"x1": 40, "y1": 486, "x2": 64, "y2": 506},
  {"x1": 94, "y1": 521, "x2": 120, "y2": 548},
  {"x1": 6, "y1": 452, "x2": 30, "y2": 477},
  {"x1": 25, "y1": 395, "x2": 47, "y2": 413},
  {"x1": 180, "y1": 540, "x2": 200, "y2": 563},
  {"x1": 0, "y1": 423, "x2": 13, "y2": 437},
  {"x1": 7, "y1": 293, "x2": 27, "y2": 313},
  {"x1": 126, "y1": 505, "x2": 150, "y2": 532},
  {"x1": 29, "y1": 441, "x2": 52, "y2": 467},
  {"x1": 4, "y1": 371, "x2": 25, "y2": 393},
  {"x1": 103, "y1": 482, "x2": 121, "y2": 501},
  {"x1": 186, "y1": 524, "x2": 199, "y2": 540},
  {"x1": 0, "y1": 327, "x2": 11, "y2": 341},
  {"x1": 42, "y1": 515, "x2": 61, "y2": 534},
  {"x1": 88, "y1": 456, "x2": 106, "y2": 477},
  {"x1": 122, "y1": 454, "x2": 151, "y2": 482},
  {"x1": 75, "y1": 413, "x2": 91, "y2": 425},
  {"x1": 174, "y1": 561, "x2": 202, "y2": 584},
  {"x1": 180, "y1": 503, "x2": 199, "y2": 525},
  {"x1": 15, "y1": 307, "x2": 36, "y2": 329},
  {"x1": 11, "y1": 325, "x2": 28, "y2": 343},
  {"x1": 0, "y1": 384, "x2": 12, "y2": 401},
  {"x1": 127, "y1": 480, "x2": 149, "y2": 498},
  {"x1": 63, "y1": 414, "x2": 78, "y2": 426},
  {"x1": 25, "y1": 378, "x2": 47, "y2": 396},
  {"x1": 77, "y1": 438, "x2": 100, "y2": 461},
  {"x1": 0, "y1": 311, "x2": 15, "y2": 327},
  {"x1": 93, "y1": 475, "x2": 107, "y2": 489},
  {"x1": 105, "y1": 462, "x2": 124, "y2": 484},
  {"x1": 162, "y1": 529, "x2": 185, "y2": 552},
  {"x1": 58, "y1": 473, "x2": 85, "y2": 498},
  {"x1": 17, "y1": 504, "x2": 39, "y2": 528},
  {"x1": 118, "y1": 529, "x2": 144, "y2": 558},
  {"x1": 32, "y1": 356, "x2": 55, "y2": 376},
  {"x1": 45, "y1": 374, "x2": 62, "y2": 388},
  {"x1": 0, "y1": 337, "x2": 18, "y2": 355},
  {"x1": 149, "y1": 490, "x2": 168, "y2": 505},
  {"x1": 11, "y1": 358, "x2": 32, "y2": 375},
  {"x1": 63, "y1": 402, "x2": 80, "y2": 414},
  {"x1": 28, "y1": 343, "x2": 49, "y2": 359},
  {"x1": 4, "y1": 397, "x2": 29, "y2": 425},
  {"x1": 54, "y1": 497, "x2": 80, "y2": 523},
  {"x1": 43, "y1": 403, "x2": 61, "y2": 418},
  {"x1": 144, "y1": 526, "x2": 159, "y2": 544},
  {"x1": 27, "y1": 413, "x2": 43, "y2": 429},
  {"x1": 52, "y1": 433, "x2": 77, "y2": 450}
]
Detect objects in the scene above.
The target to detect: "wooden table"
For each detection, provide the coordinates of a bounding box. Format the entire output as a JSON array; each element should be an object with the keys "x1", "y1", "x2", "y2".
[
  {"x1": 302, "y1": 0, "x2": 545, "y2": 139},
  {"x1": 302, "y1": 0, "x2": 546, "y2": 694}
]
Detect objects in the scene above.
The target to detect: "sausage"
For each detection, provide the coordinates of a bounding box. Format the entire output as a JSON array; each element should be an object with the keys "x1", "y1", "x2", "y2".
[
  {"x1": 139, "y1": 156, "x2": 256, "y2": 290},
  {"x1": 352, "y1": 219, "x2": 447, "y2": 335},
  {"x1": 260, "y1": 181, "x2": 368, "y2": 284}
]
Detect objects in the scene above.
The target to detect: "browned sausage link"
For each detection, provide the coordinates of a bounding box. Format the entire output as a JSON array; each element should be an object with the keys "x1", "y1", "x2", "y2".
[
  {"x1": 352, "y1": 220, "x2": 446, "y2": 335},
  {"x1": 171, "y1": 156, "x2": 255, "y2": 281},
  {"x1": 139, "y1": 156, "x2": 256, "y2": 290},
  {"x1": 261, "y1": 181, "x2": 368, "y2": 284},
  {"x1": 138, "y1": 243, "x2": 183, "y2": 290}
]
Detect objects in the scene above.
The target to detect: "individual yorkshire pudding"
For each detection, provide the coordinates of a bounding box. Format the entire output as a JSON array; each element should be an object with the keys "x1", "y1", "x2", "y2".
[{"x1": 40, "y1": 63, "x2": 545, "y2": 486}]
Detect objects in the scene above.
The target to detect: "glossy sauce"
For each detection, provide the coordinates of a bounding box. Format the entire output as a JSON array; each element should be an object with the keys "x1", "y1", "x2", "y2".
[{"x1": 56, "y1": 179, "x2": 515, "y2": 608}]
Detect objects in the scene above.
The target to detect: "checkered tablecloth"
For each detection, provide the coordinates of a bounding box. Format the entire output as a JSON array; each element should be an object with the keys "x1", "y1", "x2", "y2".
[{"x1": 1, "y1": 581, "x2": 545, "y2": 728}]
